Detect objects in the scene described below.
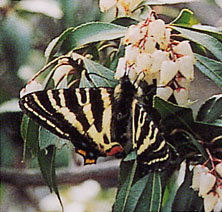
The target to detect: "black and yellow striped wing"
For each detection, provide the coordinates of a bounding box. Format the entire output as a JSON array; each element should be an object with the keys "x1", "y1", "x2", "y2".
[
  {"x1": 19, "y1": 88, "x2": 125, "y2": 164},
  {"x1": 132, "y1": 100, "x2": 169, "y2": 170}
]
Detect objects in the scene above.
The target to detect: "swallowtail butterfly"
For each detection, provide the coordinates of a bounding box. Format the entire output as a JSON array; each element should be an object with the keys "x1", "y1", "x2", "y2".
[{"x1": 19, "y1": 74, "x2": 169, "y2": 170}]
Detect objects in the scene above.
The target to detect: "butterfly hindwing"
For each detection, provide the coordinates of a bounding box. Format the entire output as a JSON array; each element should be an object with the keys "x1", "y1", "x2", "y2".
[
  {"x1": 132, "y1": 100, "x2": 169, "y2": 170},
  {"x1": 19, "y1": 88, "x2": 124, "y2": 164}
]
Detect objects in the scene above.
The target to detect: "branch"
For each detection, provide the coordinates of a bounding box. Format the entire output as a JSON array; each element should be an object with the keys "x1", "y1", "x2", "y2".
[{"x1": 0, "y1": 160, "x2": 120, "y2": 188}]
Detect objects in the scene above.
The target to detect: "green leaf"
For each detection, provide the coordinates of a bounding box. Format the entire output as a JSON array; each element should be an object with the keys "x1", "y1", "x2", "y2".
[
  {"x1": 61, "y1": 22, "x2": 127, "y2": 52},
  {"x1": 21, "y1": 114, "x2": 39, "y2": 158},
  {"x1": 39, "y1": 127, "x2": 67, "y2": 150},
  {"x1": 197, "y1": 94, "x2": 222, "y2": 125},
  {"x1": 71, "y1": 53, "x2": 118, "y2": 87},
  {"x1": 172, "y1": 26, "x2": 222, "y2": 60},
  {"x1": 113, "y1": 160, "x2": 137, "y2": 212},
  {"x1": 195, "y1": 53, "x2": 222, "y2": 88},
  {"x1": 171, "y1": 9, "x2": 199, "y2": 27},
  {"x1": 125, "y1": 172, "x2": 162, "y2": 212},
  {"x1": 153, "y1": 96, "x2": 195, "y2": 133},
  {"x1": 45, "y1": 27, "x2": 74, "y2": 61},
  {"x1": 38, "y1": 145, "x2": 63, "y2": 211},
  {"x1": 172, "y1": 167, "x2": 203, "y2": 211}
]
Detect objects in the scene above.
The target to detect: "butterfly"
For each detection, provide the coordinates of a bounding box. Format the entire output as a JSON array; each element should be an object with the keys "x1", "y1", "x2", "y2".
[{"x1": 19, "y1": 74, "x2": 169, "y2": 170}]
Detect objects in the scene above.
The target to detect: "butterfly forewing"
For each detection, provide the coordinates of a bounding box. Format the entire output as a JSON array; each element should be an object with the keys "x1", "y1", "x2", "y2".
[{"x1": 19, "y1": 88, "x2": 124, "y2": 164}]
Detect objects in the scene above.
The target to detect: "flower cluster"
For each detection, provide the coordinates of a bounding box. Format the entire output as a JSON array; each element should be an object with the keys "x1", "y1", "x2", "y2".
[
  {"x1": 191, "y1": 163, "x2": 222, "y2": 212},
  {"x1": 115, "y1": 14, "x2": 195, "y2": 105},
  {"x1": 99, "y1": 0, "x2": 143, "y2": 16}
]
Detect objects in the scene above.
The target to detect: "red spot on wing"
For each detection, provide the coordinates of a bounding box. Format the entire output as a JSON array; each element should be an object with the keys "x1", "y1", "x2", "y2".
[{"x1": 106, "y1": 145, "x2": 124, "y2": 156}]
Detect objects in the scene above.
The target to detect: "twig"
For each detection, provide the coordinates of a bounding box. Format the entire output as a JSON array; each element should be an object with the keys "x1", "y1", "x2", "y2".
[{"x1": 0, "y1": 160, "x2": 120, "y2": 188}]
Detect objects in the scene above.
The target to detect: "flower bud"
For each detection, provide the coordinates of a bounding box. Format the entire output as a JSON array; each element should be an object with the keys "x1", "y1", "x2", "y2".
[
  {"x1": 176, "y1": 55, "x2": 194, "y2": 81},
  {"x1": 204, "y1": 192, "x2": 218, "y2": 212},
  {"x1": 159, "y1": 60, "x2": 178, "y2": 86},
  {"x1": 216, "y1": 163, "x2": 222, "y2": 178},
  {"x1": 157, "y1": 86, "x2": 173, "y2": 101},
  {"x1": 191, "y1": 165, "x2": 209, "y2": 191},
  {"x1": 199, "y1": 172, "x2": 216, "y2": 197}
]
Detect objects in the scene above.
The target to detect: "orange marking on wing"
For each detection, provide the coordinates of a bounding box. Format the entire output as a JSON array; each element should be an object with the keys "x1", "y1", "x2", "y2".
[{"x1": 106, "y1": 145, "x2": 124, "y2": 156}]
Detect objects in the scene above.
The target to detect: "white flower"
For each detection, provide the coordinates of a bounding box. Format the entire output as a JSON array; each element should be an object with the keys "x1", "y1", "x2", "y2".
[
  {"x1": 125, "y1": 45, "x2": 140, "y2": 64},
  {"x1": 99, "y1": 0, "x2": 117, "y2": 12},
  {"x1": 158, "y1": 28, "x2": 171, "y2": 50},
  {"x1": 150, "y1": 50, "x2": 169, "y2": 73},
  {"x1": 174, "y1": 88, "x2": 189, "y2": 105},
  {"x1": 173, "y1": 41, "x2": 194, "y2": 59},
  {"x1": 204, "y1": 192, "x2": 219, "y2": 212},
  {"x1": 159, "y1": 60, "x2": 178, "y2": 86},
  {"x1": 176, "y1": 76, "x2": 190, "y2": 89},
  {"x1": 20, "y1": 80, "x2": 42, "y2": 98},
  {"x1": 157, "y1": 86, "x2": 173, "y2": 101},
  {"x1": 148, "y1": 19, "x2": 166, "y2": 40},
  {"x1": 199, "y1": 172, "x2": 216, "y2": 197},
  {"x1": 115, "y1": 57, "x2": 127, "y2": 79},
  {"x1": 191, "y1": 165, "x2": 209, "y2": 191},
  {"x1": 124, "y1": 24, "x2": 145, "y2": 45},
  {"x1": 144, "y1": 37, "x2": 156, "y2": 54},
  {"x1": 176, "y1": 55, "x2": 194, "y2": 81},
  {"x1": 136, "y1": 53, "x2": 152, "y2": 73},
  {"x1": 216, "y1": 163, "x2": 222, "y2": 178}
]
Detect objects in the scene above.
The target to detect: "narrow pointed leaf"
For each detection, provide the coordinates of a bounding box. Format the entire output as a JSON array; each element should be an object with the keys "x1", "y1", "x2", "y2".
[
  {"x1": 38, "y1": 145, "x2": 63, "y2": 211},
  {"x1": 113, "y1": 160, "x2": 137, "y2": 212},
  {"x1": 125, "y1": 172, "x2": 162, "y2": 212},
  {"x1": 172, "y1": 26, "x2": 222, "y2": 60},
  {"x1": 197, "y1": 94, "x2": 222, "y2": 123},
  {"x1": 195, "y1": 53, "x2": 222, "y2": 88}
]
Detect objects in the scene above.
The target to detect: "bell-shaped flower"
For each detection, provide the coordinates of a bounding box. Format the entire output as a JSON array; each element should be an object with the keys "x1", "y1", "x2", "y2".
[
  {"x1": 144, "y1": 37, "x2": 156, "y2": 54},
  {"x1": 157, "y1": 86, "x2": 173, "y2": 101},
  {"x1": 124, "y1": 24, "x2": 145, "y2": 45},
  {"x1": 136, "y1": 53, "x2": 152, "y2": 73},
  {"x1": 199, "y1": 172, "x2": 216, "y2": 197},
  {"x1": 191, "y1": 165, "x2": 209, "y2": 191},
  {"x1": 176, "y1": 55, "x2": 194, "y2": 81},
  {"x1": 148, "y1": 19, "x2": 166, "y2": 40},
  {"x1": 150, "y1": 50, "x2": 169, "y2": 73},
  {"x1": 159, "y1": 60, "x2": 178, "y2": 86},
  {"x1": 125, "y1": 45, "x2": 140, "y2": 65},
  {"x1": 174, "y1": 88, "x2": 189, "y2": 105},
  {"x1": 204, "y1": 192, "x2": 219, "y2": 212},
  {"x1": 158, "y1": 28, "x2": 171, "y2": 50},
  {"x1": 173, "y1": 41, "x2": 194, "y2": 60}
]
